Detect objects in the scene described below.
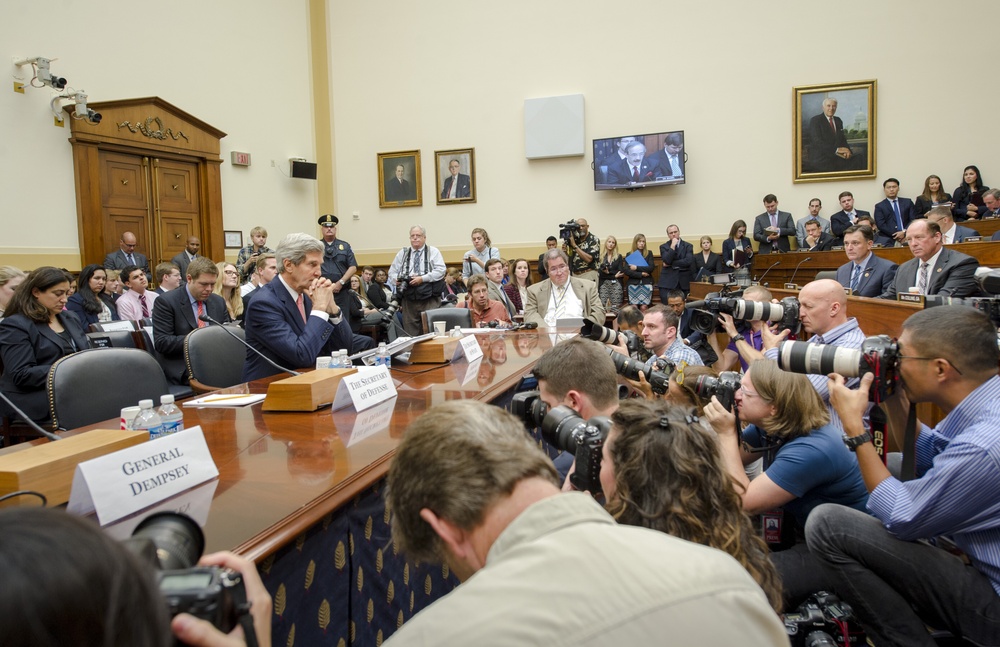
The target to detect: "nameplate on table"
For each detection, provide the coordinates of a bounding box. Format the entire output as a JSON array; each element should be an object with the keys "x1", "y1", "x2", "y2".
[
  {"x1": 897, "y1": 293, "x2": 925, "y2": 305},
  {"x1": 783, "y1": 283, "x2": 799, "y2": 290},
  {"x1": 963, "y1": 236, "x2": 983, "y2": 243},
  {"x1": 331, "y1": 365, "x2": 396, "y2": 412},
  {"x1": 453, "y1": 334, "x2": 484, "y2": 362},
  {"x1": 67, "y1": 426, "x2": 219, "y2": 526}
]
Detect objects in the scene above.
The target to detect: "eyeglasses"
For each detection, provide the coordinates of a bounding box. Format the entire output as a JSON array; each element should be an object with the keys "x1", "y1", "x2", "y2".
[
  {"x1": 739, "y1": 385, "x2": 763, "y2": 399},
  {"x1": 223, "y1": 270, "x2": 238, "y2": 276},
  {"x1": 898, "y1": 355, "x2": 963, "y2": 375}
]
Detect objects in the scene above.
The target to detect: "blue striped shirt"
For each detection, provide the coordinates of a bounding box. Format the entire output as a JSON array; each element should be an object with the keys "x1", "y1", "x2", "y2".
[{"x1": 867, "y1": 375, "x2": 1000, "y2": 595}]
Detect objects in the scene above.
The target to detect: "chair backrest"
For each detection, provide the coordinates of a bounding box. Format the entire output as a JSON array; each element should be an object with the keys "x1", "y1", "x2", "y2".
[
  {"x1": 814, "y1": 270, "x2": 839, "y2": 282},
  {"x1": 184, "y1": 325, "x2": 248, "y2": 393},
  {"x1": 420, "y1": 307, "x2": 472, "y2": 334},
  {"x1": 86, "y1": 330, "x2": 139, "y2": 350},
  {"x1": 48, "y1": 348, "x2": 170, "y2": 430}
]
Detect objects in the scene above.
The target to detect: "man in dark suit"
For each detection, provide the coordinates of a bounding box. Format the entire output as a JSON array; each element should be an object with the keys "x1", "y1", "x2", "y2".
[
  {"x1": 243, "y1": 233, "x2": 358, "y2": 382},
  {"x1": 927, "y1": 205, "x2": 980, "y2": 244},
  {"x1": 170, "y1": 236, "x2": 200, "y2": 285},
  {"x1": 385, "y1": 164, "x2": 415, "y2": 202},
  {"x1": 607, "y1": 141, "x2": 656, "y2": 185},
  {"x1": 440, "y1": 159, "x2": 471, "y2": 200},
  {"x1": 835, "y1": 225, "x2": 898, "y2": 298},
  {"x1": 151, "y1": 257, "x2": 230, "y2": 385},
  {"x1": 752, "y1": 194, "x2": 795, "y2": 253},
  {"x1": 830, "y1": 192, "x2": 872, "y2": 245},
  {"x1": 537, "y1": 236, "x2": 557, "y2": 279},
  {"x1": 883, "y1": 220, "x2": 979, "y2": 299},
  {"x1": 153, "y1": 262, "x2": 181, "y2": 295},
  {"x1": 806, "y1": 97, "x2": 852, "y2": 172},
  {"x1": 657, "y1": 224, "x2": 694, "y2": 301},
  {"x1": 646, "y1": 132, "x2": 685, "y2": 179},
  {"x1": 803, "y1": 219, "x2": 837, "y2": 252},
  {"x1": 872, "y1": 178, "x2": 915, "y2": 247},
  {"x1": 104, "y1": 231, "x2": 151, "y2": 281}
]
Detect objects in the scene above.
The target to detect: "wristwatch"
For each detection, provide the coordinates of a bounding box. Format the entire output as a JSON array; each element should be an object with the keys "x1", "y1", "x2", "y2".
[
  {"x1": 730, "y1": 333, "x2": 742, "y2": 343},
  {"x1": 842, "y1": 431, "x2": 872, "y2": 452},
  {"x1": 339, "y1": 279, "x2": 346, "y2": 286}
]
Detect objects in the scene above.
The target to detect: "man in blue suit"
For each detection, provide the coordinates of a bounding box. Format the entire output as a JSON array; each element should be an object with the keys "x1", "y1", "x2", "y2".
[
  {"x1": 242, "y1": 233, "x2": 359, "y2": 382},
  {"x1": 835, "y1": 225, "x2": 897, "y2": 298},
  {"x1": 927, "y1": 206, "x2": 980, "y2": 244},
  {"x1": 872, "y1": 178, "x2": 915, "y2": 247}
]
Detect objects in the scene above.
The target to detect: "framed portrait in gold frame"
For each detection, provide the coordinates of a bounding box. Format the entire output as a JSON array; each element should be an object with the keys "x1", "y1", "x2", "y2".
[
  {"x1": 435, "y1": 148, "x2": 476, "y2": 205},
  {"x1": 794, "y1": 79, "x2": 876, "y2": 183},
  {"x1": 378, "y1": 150, "x2": 422, "y2": 208}
]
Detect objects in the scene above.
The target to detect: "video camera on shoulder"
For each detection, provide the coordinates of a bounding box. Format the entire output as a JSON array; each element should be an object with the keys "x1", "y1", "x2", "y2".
[
  {"x1": 558, "y1": 219, "x2": 582, "y2": 242},
  {"x1": 777, "y1": 335, "x2": 899, "y2": 403},
  {"x1": 689, "y1": 294, "x2": 801, "y2": 337},
  {"x1": 783, "y1": 591, "x2": 866, "y2": 647}
]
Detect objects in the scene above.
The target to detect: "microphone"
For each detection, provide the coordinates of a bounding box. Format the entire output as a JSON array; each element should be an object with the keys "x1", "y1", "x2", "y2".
[
  {"x1": 788, "y1": 257, "x2": 812, "y2": 286},
  {"x1": 0, "y1": 390, "x2": 62, "y2": 441},
  {"x1": 754, "y1": 260, "x2": 781, "y2": 286},
  {"x1": 198, "y1": 314, "x2": 301, "y2": 377}
]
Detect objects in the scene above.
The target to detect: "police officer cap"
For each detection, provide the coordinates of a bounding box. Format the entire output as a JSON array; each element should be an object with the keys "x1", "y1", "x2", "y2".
[{"x1": 318, "y1": 214, "x2": 339, "y2": 227}]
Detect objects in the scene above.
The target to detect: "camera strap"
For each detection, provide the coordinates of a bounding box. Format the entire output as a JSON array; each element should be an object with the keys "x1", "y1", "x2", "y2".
[
  {"x1": 228, "y1": 574, "x2": 259, "y2": 647},
  {"x1": 899, "y1": 402, "x2": 918, "y2": 481}
]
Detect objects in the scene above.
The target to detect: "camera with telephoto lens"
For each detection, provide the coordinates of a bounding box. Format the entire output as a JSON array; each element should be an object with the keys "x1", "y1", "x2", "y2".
[
  {"x1": 558, "y1": 219, "x2": 582, "y2": 242},
  {"x1": 689, "y1": 295, "x2": 800, "y2": 337},
  {"x1": 123, "y1": 512, "x2": 254, "y2": 644},
  {"x1": 692, "y1": 371, "x2": 741, "y2": 412},
  {"x1": 924, "y1": 295, "x2": 1000, "y2": 327},
  {"x1": 392, "y1": 270, "x2": 411, "y2": 299},
  {"x1": 510, "y1": 389, "x2": 548, "y2": 425},
  {"x1": 777, "y1": 335, "x2": 899, "y2": 404},
  {"x1": 606, "y1": 347, "x2": 674, "y2": 395},
  {"x1": 580, "y1": 320, "x2": 650, "y2": 361},
  {"x1": 783, "y1": 591, "x2": 866, "y2": 647},
  {"x1": 381, "y1": 296, "x2": 402, "y2": 324}
]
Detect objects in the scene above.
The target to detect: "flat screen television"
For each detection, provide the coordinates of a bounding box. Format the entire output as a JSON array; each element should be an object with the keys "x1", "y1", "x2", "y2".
[{"x1": 593, "y1": 131, "x2": 685, "y2": 190}]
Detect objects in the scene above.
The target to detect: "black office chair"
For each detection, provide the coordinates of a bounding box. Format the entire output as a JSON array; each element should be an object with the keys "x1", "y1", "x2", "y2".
[
  {"x1": 184, "y1": 325, "x2": 248, "y2": 393},
  {"x1": 47, "y1": 347, "x2": 170, "y2": 430},
  {"x1": 86, "y1": 330, "x2": 139, "y2": 350},
  {"x1": 421, "y1": 308, "x2": 472, "y2": 334},
  {"x1": 815, "y1": 271, "x2": 839, "y2": 281}
]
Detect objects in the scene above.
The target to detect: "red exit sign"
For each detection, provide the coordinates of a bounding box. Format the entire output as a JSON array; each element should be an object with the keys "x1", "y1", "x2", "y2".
[{"x1": 231, "y1": 151, "x2": 251, "y2": 167}]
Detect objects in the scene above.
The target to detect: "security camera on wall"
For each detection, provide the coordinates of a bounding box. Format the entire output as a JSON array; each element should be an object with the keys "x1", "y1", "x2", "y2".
[{"x1": 12, "y1": 56, "x2": 68, "y2": 90}]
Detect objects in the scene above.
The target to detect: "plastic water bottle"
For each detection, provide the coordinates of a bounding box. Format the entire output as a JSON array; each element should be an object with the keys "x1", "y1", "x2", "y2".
[
  {"x1": 157, "y1": 394, "x2": 184, "y2": 435},
  {"x1": 375, "y1": 342, "x2": 389, "y2": 367},
  {"x1": 340, "y1": 349, "x2": 351, "y2": 368},
  {"x1": 134, "y1": 399, "x2": 164, "y2": 439},
  {"x1": 450, "y1": 326, "x2": 463, "y2": 338}
]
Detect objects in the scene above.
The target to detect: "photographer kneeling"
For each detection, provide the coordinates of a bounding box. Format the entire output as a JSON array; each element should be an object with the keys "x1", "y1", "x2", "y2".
[{"x1": 703, "y1": 358, "x2": 868, "y2": 611}]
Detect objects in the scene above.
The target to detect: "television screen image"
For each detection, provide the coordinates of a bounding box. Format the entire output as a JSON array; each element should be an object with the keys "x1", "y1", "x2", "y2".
[{"x1": 593, "y1": 131, "x2": 685, "y2": 190}]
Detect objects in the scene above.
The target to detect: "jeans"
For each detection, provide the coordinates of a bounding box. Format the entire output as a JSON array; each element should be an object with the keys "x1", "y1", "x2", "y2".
[{"x1": 806, "y1": 503, "x2": 1000, "y2": 646}]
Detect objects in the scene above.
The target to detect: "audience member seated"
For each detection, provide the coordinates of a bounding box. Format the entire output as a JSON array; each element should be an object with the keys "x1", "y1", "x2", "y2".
[
  {"x1": 213, "y1": 262, "x2": 244, "y2": 325},
  {"x1": 461, "y1": 227, "x2": 500, "y2": 282},
  {"x1": 502, "y1": 258, "x2": 531, "y2": 314},
  {"x1": 926, "y1": 204, "x2": 980, "y2": 243},
  {"x1": 103, "y1": 230, "x2": 151, "y2": 281},
  {"x1": 348, "y1": 274, "x2": 394, "y2": 341},
  {"x1": 714, "y1": 284, "x2": 772, "y2": 373},
  {"x1": 722, "y1": 219, "x2": 754, "y2": 280},
  {"x1": 622, "y1": 233, "x2": 654, "y2": 308},
  {"x1": 882, "y1": 219, "x2": 979, "y2": 299},
  {"x1": 835, "y1": 224, "x2": 898, "y2": 298},
  {"x1": 872, "y1": 177, "x2": 915, "y2": 247},
  {"x1": 65, "y1": 264, "x2": 119, "y2": 328},
  {"x1": 374, "y1": 268, "x2": 393, "y2": 301},
  {"x1": 802, "y1": 218, "x2": 836, "y2": 251},
  {"x1": 242, "y1": 233, "x2": 357, "y2": 382},
  {"x1": 116, "y1": 265, "x2": 159, "y2": 321},
  {"x1": 101, "y1": 269, "x2": 122, "y2": 311},
  {"x1": 524, "y1": 249, "x2": 604, "y2": 327},
  {"x1": 151, "y1": 257, "x2": 230, "y2": 386},
  {"x1": 603, "y1": 399, "x2": 783, "y2": 611},
  {"x1": 66, "y1": 271, "x2": 78, "y2": 296},
  {"x1": 596, "y1": 235, "x2": 624, "y2": 307},
  {"x1": 703, "y1": 359, "x2": 868, "y2": 610},
  {"x1": 240, "y1": 253, "x2": 277, "y2": 299},
  {"x1": 692, "y1": 235, "x2": 724, "y2": 280},
  {"x1": 951, "y1": 164, "x2": 988, "y2": 221},
  {"x1": 913, "y1": 174, "x2": 951, "y2": 218},
  {"x1": 830, "y1": 191, "x2": 872, "y2": 245},
  {"x1": 442, "y1": 267, "x2": 466, "y2": 302},
  {"x1": 153, "y1": 261, "x2": 181, "y2": 294},
  {"x1": 0, "y1": 267, "x2": 89, "y2": 425},
  {"x1": 536, "y1": 235, "x2": 558, "y2": 279},
  {"x1": 0, "y1": 507, "x2": 271, "y2": 647},
  {"x1": 0, "y1": 266, "x2": 26, "y2": 322},
  {"x1": 808, "y1": 306, "x2": 1000, "y2": 646},
  {"x1": 359, "y1": 265, "x2": 389, "y2": 309},
  {"x1": 383, "y1": 399, "x2": 788, "y2": 645},
  {"x1": 459, "y1": 274, "x2": 512, "y2": 328}
]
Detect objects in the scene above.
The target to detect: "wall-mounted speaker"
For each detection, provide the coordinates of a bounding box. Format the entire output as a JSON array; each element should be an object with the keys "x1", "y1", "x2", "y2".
[
  {"x1": 524, "y1": 94, "x2": 585, "y2": 159},
  {"x1": 289, "y1": 159, "x2": 318, "y2": 180}
]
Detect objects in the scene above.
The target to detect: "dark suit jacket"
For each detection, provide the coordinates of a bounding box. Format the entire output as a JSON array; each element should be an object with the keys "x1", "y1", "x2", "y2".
[
  {"x1": 835, "y1": 255, "x2": 898, "y2": 298},
  {"x1": 607, "y1": 157, "x2": 657, "y2": 185},
  {"x1": 693, "y1": 251, "x2": 724, "y2": 280},
  {"x1": 171, "y1": 252, "x2": 196, "y2": 284},
  {"x1": 805, "y1": 231, "x2": 837, "y2": 252},
  {"x1": 0, "y1": 311, "x2": 89, "y2": 423},
  {"x1": 753, "y1": 212, "x2": 795, "y2": 253},
  {"x1": 721, "y1": 238, "x2": 754, "y2": 270},
  {"x1": 884, "y1": 248, "x2": 980, "y2": 299},
  {"x1": 385, "y1": 177, "x2": 413, "y2": 202},
  {"x1": 873, "y1": 198, "x2": 915, "y2": 247},
  {"x1": 807, "y1": 113, "x2": 850, "y2": 171},
  {"x1": 645, "y1": 150, "x2": 685, "y2": 178},
  {"x1": 440, "y1": 174, "x2": 471, "y2": 199},
  {"x1": 242, "y1": 280, "x2": 354, "y2": 382},
  {"x1": 951, "y1": 225, "x2": 980, "y2": 243},
  {"x1": 657, "y1": 240, "x2": 694, "y2": 291},
  {"x1": 65, "y1": 292, "x2": 120, "y2": 329},
  {"x1": 363, "y1": 281, "x2": 388, "y2": 309},
  {"x1": 104, "y1": 249, "x2": 151, "y2": 281},
  {"x1": 830, "y1": 210, "x2": 873, "y2": 242},
  {"x1": 152, "y1": 286, "x2": 230, "y2": 384}
]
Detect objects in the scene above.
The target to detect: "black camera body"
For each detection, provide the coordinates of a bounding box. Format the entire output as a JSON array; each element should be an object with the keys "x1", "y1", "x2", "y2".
[
  {"x1": 541, "y1": 405, "x2": 612, "y2": 494},
  {"x1": 783, "y1": 591, "x2": 866, "y2": 646},
  {"x1": 693, "y1": 371, "x2": 741, "y2": 412},
  {"x1": 608, "y1": 348, "x2": 673, "y2": 395},
  {"x1": 778, "y1": 335, "x2": 899, "y2": 404},
  {"x1": 925, "y1": 294, "x2": 1000, "y2": 327},
  {"x1": 393, "y1": 271, "x2": 411, "y2": 299},
  {"x1": 558, "y1": 219, "x2": 582, "y2": 242},
  {"x1": 580, "y1": 320, "x2": 650, "y2": 362}
]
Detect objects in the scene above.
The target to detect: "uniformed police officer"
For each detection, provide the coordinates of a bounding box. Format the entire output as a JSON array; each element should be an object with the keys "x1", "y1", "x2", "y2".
[{"x1": 318, "y1": 214, "x2": 358, "y2": 313}]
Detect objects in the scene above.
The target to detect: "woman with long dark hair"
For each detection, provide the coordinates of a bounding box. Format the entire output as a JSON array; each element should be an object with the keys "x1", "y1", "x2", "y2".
[
  {"x1": 602, "y1": 399, "x2": 783, "y2": 611},
  {"x1": 65, "y1": 264, "x2": 119, "y2": 328},
  {"x1": 952, "y1": 165, "x2": 989, "y2": 221},
  {"x1": 0, "y1": 267, "x2": 90, "y2": 424},
  {"x1": 622, "y1": 233, "x2": 654, "y2": 309},
  {"x1": 914, "y1": 174, "x2": 952, "y2": 218},
  {"x1": 503, "y1": 258, "x2": 532, "y2": 314}
]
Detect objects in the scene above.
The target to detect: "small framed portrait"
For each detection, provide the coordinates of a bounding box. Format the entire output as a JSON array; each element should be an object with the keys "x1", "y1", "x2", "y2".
[
  {"x1": 378, "y1": 150, "x2": 422, "y2": 208},
  {"x1": 224, "y1": 230, "x2": 243, "y2": 249},
  {"x1": 435, "y1": 148, "x2": 476, "y2": 205},
  {"x1": 793, "y1": 79, "x2": 877, "y2": 183}
]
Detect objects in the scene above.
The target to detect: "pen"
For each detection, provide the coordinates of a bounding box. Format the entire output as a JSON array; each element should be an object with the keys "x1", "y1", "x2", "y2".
[{"x1": 200, "y1": 395, "x2": 253, "y2": 403}]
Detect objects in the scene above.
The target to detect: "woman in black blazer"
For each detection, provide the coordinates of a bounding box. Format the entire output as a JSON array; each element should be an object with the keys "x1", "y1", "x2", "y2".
[
  {"x1": 0, "y1": 267, "x2": 90, "y2": 425},
  {"x1": 65, "y1": 264, "x2": 119, "y2": 330},
  {"x1": 952, "y1": 165, "x2": 989, "y2": 221},
  {"x1": 693, "y1": 236, "x2": 725, "y2": 281},
  {"x1": 913, "y1": 174, "x2": 952, "y2": 218},
  {"x1": 721, "y1": 220, "x2": 754, "y2": 273}
]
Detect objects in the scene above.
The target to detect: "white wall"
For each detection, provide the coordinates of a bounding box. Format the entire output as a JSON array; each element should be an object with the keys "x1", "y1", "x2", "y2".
[
  {"x1": 326, "y1": 0, "x2": 999, "y2": 256},
  {"x1": 0, "y1": 0, "x2": 319, "y2": 268}
]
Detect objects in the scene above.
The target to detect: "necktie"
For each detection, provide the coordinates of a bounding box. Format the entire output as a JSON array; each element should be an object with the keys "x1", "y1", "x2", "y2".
[
  {"x1": 917, "y1": 263, "x2": 929, "y2": 294},
  {"x1": 893, "y1": 200, "x2": 903, "y2": 231},
  {"x1": 554, "y1": 285, "x2": 568, "y2": 320},
  {"x1": 500, "y1": 288, "x2": 514, "y2": 317},
  {"x1": 196, "y1": 301, "x2": 206, "y2": 327},
  {"x1": 138, "y1": 293, "x2": 148, "y2": 318},
  {"x1": 296, "y1": 293, "x2": 307, "y2": 323},
  {"x1": 412, "y1": 249, "x2": 422, "y2": 275},
  {"x1": 829, "y1": 117, "x2": 836, "y2": 133},
  {"x1": 850, "y1": 265, "x2": 862, "y2": 292},
  {"x1": 670, "y1": 155, "x2": 681, "y2": 176},
  {"x1": 127, "y1": 253, "x2": 135, "y2": 265},
  {"x1": 770, "y1": 214, "x2": 777, "y2": 228},
  {"x1": 632, "y1": 166, "x2": 639, "y2": 182}
]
